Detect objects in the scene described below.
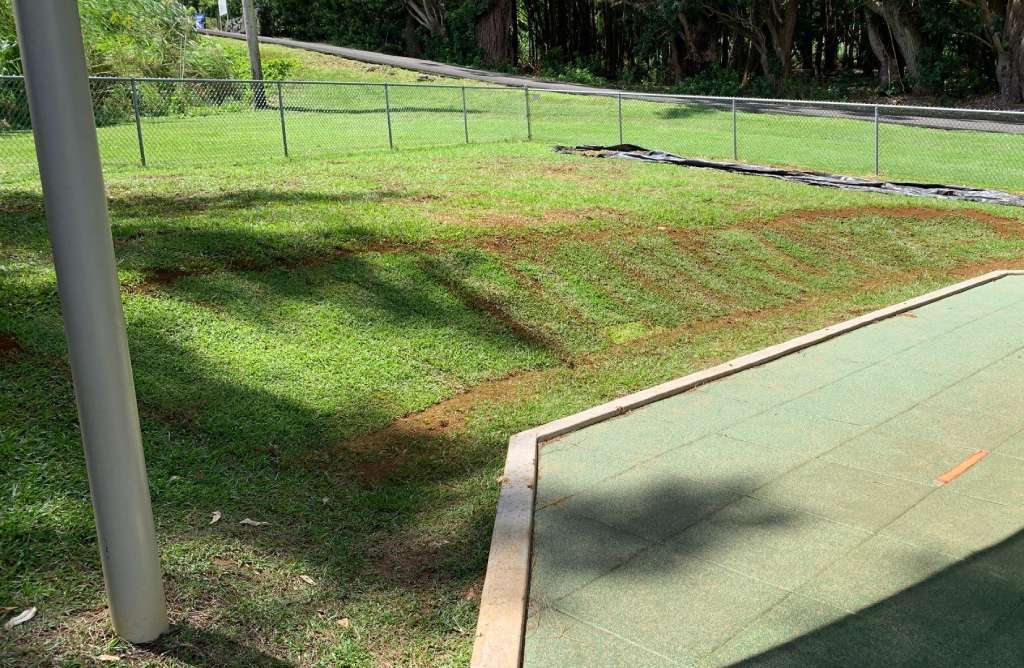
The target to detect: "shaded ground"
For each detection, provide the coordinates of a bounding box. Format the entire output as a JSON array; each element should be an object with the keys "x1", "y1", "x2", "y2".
[
  {"x1": 528, "y1": 276, "x2": 1024, "y2": 666},
  {"x1": 2, "y1": 142, "x2": 1024, "y2": 666}
]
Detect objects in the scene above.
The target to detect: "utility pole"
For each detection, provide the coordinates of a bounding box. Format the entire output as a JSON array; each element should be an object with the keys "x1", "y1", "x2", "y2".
[
  {"x1": 242, "y1": 0, "x2": 263, "y2": 80},
  {"x1": 241, "y1": 0, "x2": 266, "y2": 107},
  {"x1": 11, "y1": 0, "x2": 168, "y2": 644}
]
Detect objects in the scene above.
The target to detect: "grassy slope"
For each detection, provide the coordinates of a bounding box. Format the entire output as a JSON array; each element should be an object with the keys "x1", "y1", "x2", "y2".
[
  {"x1": 207, "y1": 35, "x2": 467, "y2": 85},
  {"x1": 2, "y1": 140, "x2": 1024, "y2": 666}
]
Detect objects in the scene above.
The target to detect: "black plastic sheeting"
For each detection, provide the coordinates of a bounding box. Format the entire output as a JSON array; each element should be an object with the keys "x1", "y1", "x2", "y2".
[{"x1": 555, "y1": 144, "x2": 1024, "y2": 208}]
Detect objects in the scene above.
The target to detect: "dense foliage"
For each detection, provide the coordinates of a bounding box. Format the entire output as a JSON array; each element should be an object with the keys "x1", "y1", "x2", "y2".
[{"x1": 215, "y1": 0, "x2": 1024, "y2": 104}]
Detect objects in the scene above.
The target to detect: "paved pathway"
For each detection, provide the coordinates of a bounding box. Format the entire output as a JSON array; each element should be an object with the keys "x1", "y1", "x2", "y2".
[{"x1": 528, "y1": 276, "x2": 1024, "y2": 666}]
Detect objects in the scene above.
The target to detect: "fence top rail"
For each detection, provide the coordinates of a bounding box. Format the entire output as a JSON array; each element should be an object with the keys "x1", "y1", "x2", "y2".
[{"x1": 2, "y1": 73, "x2": 1022, "y2": 119}]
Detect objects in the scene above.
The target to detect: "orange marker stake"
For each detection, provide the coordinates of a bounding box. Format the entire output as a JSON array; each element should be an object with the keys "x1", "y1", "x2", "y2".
[{"x1": 936, "y1": 450, "x2": 989, "y2": 485}]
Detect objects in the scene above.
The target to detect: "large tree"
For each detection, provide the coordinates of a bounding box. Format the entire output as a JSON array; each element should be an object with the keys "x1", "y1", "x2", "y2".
[
  {"x1": 863, "y1": 0, "x2": 927, "y2": 91},
  {"x1": 959, "y1": 0, "x2": 1024, "y2": 102}
]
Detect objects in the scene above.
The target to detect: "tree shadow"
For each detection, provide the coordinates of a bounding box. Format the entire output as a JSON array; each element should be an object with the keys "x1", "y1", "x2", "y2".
[
  {"x1": 735, "y1": 529, "x2": 1024, "y2": 667},
  {"x1": 146, "y1": 625, "x2": 294, "y2": 668}
]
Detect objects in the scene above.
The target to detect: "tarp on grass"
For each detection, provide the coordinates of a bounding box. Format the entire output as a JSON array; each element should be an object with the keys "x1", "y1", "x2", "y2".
[{"x1": 555, "y1": 144, "x2": 1024, "y2": 208}]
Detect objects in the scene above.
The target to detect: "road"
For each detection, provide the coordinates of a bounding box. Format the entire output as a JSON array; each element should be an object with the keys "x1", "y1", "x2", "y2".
[{"x1": 201, "y1": 29, "x2": 1024, "y2": 134}]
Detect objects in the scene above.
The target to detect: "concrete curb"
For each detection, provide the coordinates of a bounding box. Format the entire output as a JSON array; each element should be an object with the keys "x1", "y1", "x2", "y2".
[{"x1": 469, "y1": 269, "x2": 1024, "y2": 668}]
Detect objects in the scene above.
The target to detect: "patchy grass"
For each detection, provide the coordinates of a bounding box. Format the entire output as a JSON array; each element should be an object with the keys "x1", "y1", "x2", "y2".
[{"x1": 2, "y1": 141, "x2": 1024, "y2": 666}]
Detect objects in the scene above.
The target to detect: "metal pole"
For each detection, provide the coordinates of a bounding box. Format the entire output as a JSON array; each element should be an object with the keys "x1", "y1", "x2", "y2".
[
  {"x1": 617, "y1": 93, "x2": 623, "y2": 144},
  {"x1": 874, "y1": 105, "x2": 880, "y2": 176},
  {"x1": 732, "y1": 98, "x2": 738, "y2": 161},
  {"x1": 462, "y1": 86, "x2": 469, "y2": 143},
  {"x1": 277, "y1": 81, "x2": 288, "y2": 157},
  {"x1": 241, "y1": 0, "x2": 265, "y2": 108},
  {"x1": 12, "y1": 0, "x2": 168, "y2": 644},
  {"x1": 525, "y1": 86, "x2": 532, "y2": 140},
  {"x1": 384, "y1": 83, "x2": 394, "y2": 150},
  {"x1": 130, "y1": 78, "x2": 146, "y2": 167}
]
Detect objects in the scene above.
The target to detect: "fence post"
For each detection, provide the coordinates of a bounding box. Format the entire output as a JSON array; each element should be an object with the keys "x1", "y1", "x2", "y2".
[
  {"x1": 277, "y1": 81, "x2": 288, "y2": 157},
  {"x1": 130, "y1": 78, "x2": 146, "y2": 167},
  {"x1": 617, "y1": 93, "x2": 623, "y2": 144},
  {"x1": 384, "y1": 83, "x2": 394, "y2": 150},
  {"x1": 874, "y1": 105, "x2": 880, "y2": 176},
  {"x1": 524, "y1": 86, "x2": 532, "y2": 140},
  {"x1": 462, "y1": 86, "x2": 469, "y2": 144},
  {"x1": 732, "y1": 98, "x2": 738, "y2": 161}
]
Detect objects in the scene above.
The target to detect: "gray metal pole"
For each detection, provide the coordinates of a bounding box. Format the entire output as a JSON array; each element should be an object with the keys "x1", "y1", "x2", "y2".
[
  {"x1": 130, "y1": 78, "x2": 146, "y2": 167},
  {"x1": 277, "y1": 81, "x2": 288, "y2": 157},
  {"x1": 241, "y1": 0, "x2": 265, "y2": 108},
  {"x1": 462, "y1": 86, "x2": 469, "y2": 143},
  {"x1": 732, "y1": 98, "x2": 738, "y2": 161},
  {"x1": 617, "y1": 93, "x2": 623, "y2": 144},
  {"x1": 874, "y1": 105, "x2": 880, "y2": 176},
  {"x1": 525, "y1": 86, "x2": 532, "y2": 140},
  {"x1": 12, "y1": 0, "x2": 168, "y2": 644},
  {"x1": 241, "y1": 0, "x2": 263, "y2": 80},
  {"x1": 384, "y1": 84, "x2": 394, "y2": 150}
]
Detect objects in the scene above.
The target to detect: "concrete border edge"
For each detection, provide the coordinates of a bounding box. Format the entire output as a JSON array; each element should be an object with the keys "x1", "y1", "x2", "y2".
[{"x1": 469, "y1": 269, "x2": 1023, "y2": 668}]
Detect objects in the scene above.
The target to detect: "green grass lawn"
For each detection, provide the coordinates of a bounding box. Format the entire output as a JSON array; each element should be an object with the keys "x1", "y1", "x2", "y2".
[
  {"x1": 3, "y1": 34, "x2": 1023, "y2": 192},
  {"x1": 3, "y1": 138, "x2": 1024, "y2": 666},
  {"x1": 4, "y1": 83, "x2": 1023, "y2": 193}
]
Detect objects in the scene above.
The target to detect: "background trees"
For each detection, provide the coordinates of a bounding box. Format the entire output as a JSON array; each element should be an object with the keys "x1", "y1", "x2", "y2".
[{"x1": 96, "y1": 0, "x2": 1022, "y2": 103}]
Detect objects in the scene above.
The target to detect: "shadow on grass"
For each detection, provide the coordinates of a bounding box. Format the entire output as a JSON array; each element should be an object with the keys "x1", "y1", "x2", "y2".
[{"x1": 148, "y1": 625, "x2": 294, "y2": 668}]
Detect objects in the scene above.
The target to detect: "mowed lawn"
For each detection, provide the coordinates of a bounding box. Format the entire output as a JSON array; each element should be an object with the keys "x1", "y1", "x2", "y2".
[
  {"x1": 3, "y1": 77, "x2": 1024, "y2": 192},
  {"x1": 3, "y1": 140, "x2": 1024, "y2": 666}
]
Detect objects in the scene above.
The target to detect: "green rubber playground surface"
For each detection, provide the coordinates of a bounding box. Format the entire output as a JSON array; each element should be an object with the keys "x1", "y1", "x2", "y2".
[{"x1": 527, "y1": 276, "x2": 1024, "y2": 667}]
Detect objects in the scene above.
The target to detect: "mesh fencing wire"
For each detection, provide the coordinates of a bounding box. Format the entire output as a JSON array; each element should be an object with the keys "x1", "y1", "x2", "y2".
[{"x1": 3, "y1": 75, "x2": 1024, "y2": 193}]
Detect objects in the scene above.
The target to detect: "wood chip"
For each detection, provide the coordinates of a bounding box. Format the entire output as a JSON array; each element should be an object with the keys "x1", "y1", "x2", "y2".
[
  {"x1": 298, "y1": 575, "x2": 316, "y2": 585},
  {"x1": 4, "y1": 607, "x2": 36, "y2": 629},
  {"x1": 97, "y1": 655, "x2": 121, "y2": 662},
  {"x1": 239, "y1": 518, "x2": 269, "y2": 527}
]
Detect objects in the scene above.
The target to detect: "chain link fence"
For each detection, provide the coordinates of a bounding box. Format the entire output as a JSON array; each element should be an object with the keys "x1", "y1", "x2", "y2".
[{"x1": 3, "y1": 75, "x2": 1024, "y2": 192}]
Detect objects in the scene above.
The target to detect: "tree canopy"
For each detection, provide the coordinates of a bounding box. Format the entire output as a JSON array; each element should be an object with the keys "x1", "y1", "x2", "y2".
[{"x1": 219, "y1": 0, "x2": 1024, "y2": 103}]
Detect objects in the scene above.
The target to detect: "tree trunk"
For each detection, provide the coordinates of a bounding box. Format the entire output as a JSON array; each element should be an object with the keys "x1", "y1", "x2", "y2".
[
  {"x1": 864, "y1": 8, "x2": 896, "y2": 92},
  {"x1": 677, "y1": 12, "x2": 719, "y2": 76},
  {"x1": 864, "y1": 0, "x2": 925, "y2": 91},
  {"x1": 975, "y1": 0, "x2": 1024, "y2": 103},
  {"x1": 476, "y1": 0, "x2": 518, "y2": 67}
]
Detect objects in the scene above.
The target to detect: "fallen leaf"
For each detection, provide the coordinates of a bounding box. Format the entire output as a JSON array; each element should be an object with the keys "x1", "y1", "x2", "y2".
[
  {"x1": 210, "y1": 511, "x2": 222, "y2": 525},
  {"x1": 336, "y1": 617, "x2": 350, "y2": 628},
  {"x1": 298, "y1": 575, "x2": 316, "y2": 586},
  {"x1": 4, "y1": 607, "x2": 36, "y2": 629},
  {"x1": 239, "y1": 518, "x2": 269, "y2": 527},
  {"x1": 97, "y1": 655, "x2": 121, "y2": 662},
  {"x1": 168, "y1": 475, "x2": 180, "y2": 482},
  {"x1": 321, "y1": 496, "x2": 329, "y2": 504}
]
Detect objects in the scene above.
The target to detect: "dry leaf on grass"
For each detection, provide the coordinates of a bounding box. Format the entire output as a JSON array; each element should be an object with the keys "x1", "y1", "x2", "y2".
[
  {"x1": 298, "y1": 575, "x2": 316, "y2": 586},
  {"x1": 209, "y1": 511, "x2": 222, "y2": 525},
  {"x1": 4, "y1": 607, "x2": 36, "y2": 629},
  {"x1": 239, "y1": 518, "x2": 269, "y2": 527},
  {"x1": 97, "y1": 655, "x2": 121, "y2": 662},
  {"x1": 336, "y1": 618, "x2": 350, "y2": 628}
]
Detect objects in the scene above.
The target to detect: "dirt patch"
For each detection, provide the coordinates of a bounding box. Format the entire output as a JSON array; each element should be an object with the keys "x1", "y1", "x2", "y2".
[
  {"x1": 765, "y1": 205, "x2": 1020, "y2": 233},
  {"x1": 0, "y1": 332, "x2": 23, "y2": 358},
  {"x1": 355, "y1": 458, "x2": 399, "y2": 486}
]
